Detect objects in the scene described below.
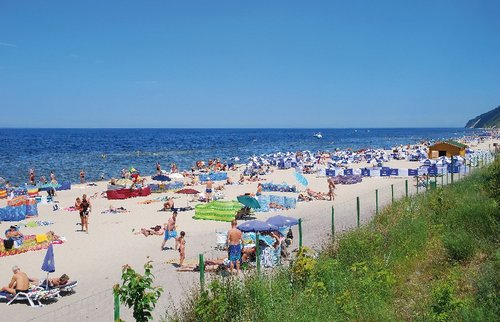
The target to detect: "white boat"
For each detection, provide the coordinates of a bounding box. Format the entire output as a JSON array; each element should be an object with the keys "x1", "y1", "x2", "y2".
[{"x1": 313, "y1": 132, "x2": 322, "y2": 139}]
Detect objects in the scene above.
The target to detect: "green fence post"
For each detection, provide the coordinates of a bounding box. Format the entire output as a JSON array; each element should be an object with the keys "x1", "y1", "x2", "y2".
[
  {"x1": 391, "y1": 184, "x2": 394, "y2": 203},
  {"x1": 405, "y1": 180, "x2": 408, "y2": 198},
  {"x1": 331, "y1": 207, "x2": 335, "y2": 240},
  {"x1": 356, "y1": 196, "x2": 360, "y2": 228},
  {"x1": 426, "y1": 175, "x2": 429, "y2": 191},
  {"x1": 113, "y1": 287, "x2": 120, "y2": 322},
  {"x1": 298, "y1": 218, "x2": 303, "y2": 249},
  {"x1": 441, "y1": 172, "x2": 444, "y2": 186},
  {"x1": 256, "y1": 233, "x2": 261, "y2": 274},
  {"x1": 416, "y1": 177, "x2": 419, "y2": 194},
  {"x1": 446, "y1": 172, "x2": 448, "y2": 185},
  {"x1": 375, "y1": 189, "x2": 379, "y2": 214},
  {"x1": 199, "y1": 254, "x2": 205, "y2": 291}
]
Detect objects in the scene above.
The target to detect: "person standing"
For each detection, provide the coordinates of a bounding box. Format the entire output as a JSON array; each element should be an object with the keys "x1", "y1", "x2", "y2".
[
  {"x1": 156, "y1": 162, "x2": 161, "y2": 175},
  {"x1": 80, "y1": 169, "x2": 85, "y2": 184},
  {"x1": 50, "y1": 171, "x2": 57, "y2": 184},
  {"x1": 176, "y1": 231, "x2": 186, "y2": 267},
  {"x1": 29, "y1": 169, "x2": 35, "y2": 185},
  {"x1": 205, "y1": 178, "x2": 213, "y2": 202},
  {"x1": 327, "y1": 176, "x2": 336, "y2": 201},
  {"x1": 227, "y1": 220, "x2": 243, "y2": 275},
  {"x1": 161, "y1": 211, "x2": 178, "y2": 250},
  {"x1": 80, "y1": 194, "x2": 91, "y2": 233}
]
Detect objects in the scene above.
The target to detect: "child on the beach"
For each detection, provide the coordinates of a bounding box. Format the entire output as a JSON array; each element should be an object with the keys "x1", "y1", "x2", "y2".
[{"x1": 176, "y1": 231, "x2": 186, "y2": 267}]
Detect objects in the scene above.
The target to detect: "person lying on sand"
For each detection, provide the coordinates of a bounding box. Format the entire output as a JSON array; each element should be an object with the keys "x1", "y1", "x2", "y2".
[
  {"x1": 298, "y1": 193, "x2": 313, "y2": 202},
  {"x1": 269, "y1": 202, "x2": 286, "y2": 210},
  {"x1": 134, "y1": 225, "x2": 165, "y2": 237},
  {"x1": 306, "y1": 188, "x2": 327, "y2": 200},
  {"x1": 161, "y1": 198, "x2": 174, "y2": 211}
]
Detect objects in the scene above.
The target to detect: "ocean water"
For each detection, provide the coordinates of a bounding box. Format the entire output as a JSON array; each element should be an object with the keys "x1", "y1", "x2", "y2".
[{"x1": 0, "y1": 128, "x2": 480, "y2": 184}]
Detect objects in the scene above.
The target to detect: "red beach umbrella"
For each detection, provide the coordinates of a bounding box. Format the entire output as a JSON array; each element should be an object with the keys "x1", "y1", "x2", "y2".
[{"x1": 175, "y1": 188, "x2": 200, "y2": 195}]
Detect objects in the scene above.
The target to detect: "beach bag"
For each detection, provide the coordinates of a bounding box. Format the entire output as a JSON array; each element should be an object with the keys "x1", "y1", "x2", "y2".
[{"x1": 3, "y1": 239, "x2": 14, "y2": 250}]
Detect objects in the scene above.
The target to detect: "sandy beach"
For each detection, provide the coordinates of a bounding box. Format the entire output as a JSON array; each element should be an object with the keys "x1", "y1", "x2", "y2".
[{"x1": 0, "y1": 138, "x2": 496, "y2": 322}]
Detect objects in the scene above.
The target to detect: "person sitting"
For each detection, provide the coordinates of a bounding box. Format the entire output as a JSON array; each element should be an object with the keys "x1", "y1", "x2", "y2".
[
  {"x1": 226, "y1": 177, "x2": 234, "y2": 185},
  {"x1": 1, "y1": 265, "x2": 30, "y2": 295},
  {"x1": 162, "y1": 198, "x2": 174, "y2": 211},
  {"x1": 5, "y1": 226, "x2": 23, "y2": 239},
  {"x1": 238, "y1": 174, "x2": 245, "y2": 184}
]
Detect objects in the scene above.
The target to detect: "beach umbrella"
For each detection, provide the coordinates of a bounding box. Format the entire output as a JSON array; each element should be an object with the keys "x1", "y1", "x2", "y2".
[
  {"x1": 169, "y1": 173, "x2": 184, "y2": 180},
  {"x1": 237, "y1": 220, "x2": 278, "y2": 232},
  {"x1": 152, "y1": 174, "x2": 171, "y2": 182},
  {"x1": 41, "y1": 243, "x2": 55, "y2": 290},
  {"x1": 294, "y1": 171, "x2": 308, "y2": 187},
  {"x1": 237, "y1": 195, "x2": 261, "y2": 209},
  {"x1": 176, "y1": 188, "x2": 200, "y2": 195},
  {"x1": 265, "y1": 215, "x2": 299, "y2": 228}
]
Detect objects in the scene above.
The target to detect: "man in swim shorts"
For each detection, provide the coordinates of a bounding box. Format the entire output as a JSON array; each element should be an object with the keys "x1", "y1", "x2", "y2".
[
  {"x1": 227, "y1": 220, "x2": 243, "y2": 274},
  {"x1": 161, "y1": 211, "x2": 178, "y2": 250},
  {"x1": 1, "y1": 265, "x2": 30, "y2": 295}
]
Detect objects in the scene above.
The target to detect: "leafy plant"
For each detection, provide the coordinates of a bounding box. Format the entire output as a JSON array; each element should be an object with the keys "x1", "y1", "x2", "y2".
[
  {"x1": 291, "y1": 247, "x2": 317, "y2": 286},
  {"x1": 443, "y1": 232, "x2": 475, "y2": 262},
  {"x1": 114, "y1": 261, "x2": 163, "y2": 322}
]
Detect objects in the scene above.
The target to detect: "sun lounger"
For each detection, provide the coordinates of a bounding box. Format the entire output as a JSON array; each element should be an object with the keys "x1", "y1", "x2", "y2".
[
  {"x1": 40, "y1": 280, "x2": 78, "y2": 296},
  {"x1": 0, "y1": 287, "x2": 60, "y2": 307}
]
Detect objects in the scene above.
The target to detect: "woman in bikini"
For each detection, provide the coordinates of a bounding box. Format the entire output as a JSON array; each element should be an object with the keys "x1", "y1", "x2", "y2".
[{"x1": 176, "y1": 231, "x2": 186, "y2": 267}]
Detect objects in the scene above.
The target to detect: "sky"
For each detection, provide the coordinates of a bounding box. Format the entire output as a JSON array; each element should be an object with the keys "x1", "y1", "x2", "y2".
[{"x1": 0, "y1": 0, "x2": 499, "y2": 128}]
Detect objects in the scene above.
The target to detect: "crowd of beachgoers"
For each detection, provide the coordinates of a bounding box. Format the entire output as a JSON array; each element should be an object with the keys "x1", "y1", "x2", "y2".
[{"x1": 0, "y1": 131, "x2": 498, "y2": 319}]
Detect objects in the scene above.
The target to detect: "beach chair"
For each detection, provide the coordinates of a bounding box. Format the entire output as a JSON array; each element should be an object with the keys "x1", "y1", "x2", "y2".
[
  {"x1": 40, "y1": 280, "x2": 78, "y2": 297},
  {"x1": 0, "y1": 287, "x2": 60, "y2": 307},
  {"x1": 215, "y1": 231, "x2": 227, "y2": 250}
]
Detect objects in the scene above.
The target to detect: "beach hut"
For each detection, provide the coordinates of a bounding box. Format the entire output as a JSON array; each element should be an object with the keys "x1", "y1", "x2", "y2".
[{"x1": 428, "y1": 141, "x2": 467, "y2": 158}]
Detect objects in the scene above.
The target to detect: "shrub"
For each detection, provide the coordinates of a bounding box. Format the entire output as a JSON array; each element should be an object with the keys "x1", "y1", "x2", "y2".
[{"x1": 443, "y1": 232, "x2": 475, "y2": 262}]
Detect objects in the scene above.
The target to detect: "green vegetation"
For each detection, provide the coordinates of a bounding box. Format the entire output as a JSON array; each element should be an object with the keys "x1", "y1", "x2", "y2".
[
  {"x1": 168, "y1": 159, "x2": 499, "y2": 321},
  {"x1": 114, "y1": 261, "x2": 163, "y2": 322},
  {"x1": 465, "y1": 105, "x2": 500, "y2": 128}
]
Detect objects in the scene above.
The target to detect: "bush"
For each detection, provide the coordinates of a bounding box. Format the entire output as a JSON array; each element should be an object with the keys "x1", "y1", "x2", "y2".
[{"x1": 443, "y1": 232, "x2": 475, "y2": 262}]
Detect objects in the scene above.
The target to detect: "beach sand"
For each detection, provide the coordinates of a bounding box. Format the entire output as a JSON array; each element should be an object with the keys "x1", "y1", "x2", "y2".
[{"x1": 0, "y1": 139, "x2": 496, "y2": 321}]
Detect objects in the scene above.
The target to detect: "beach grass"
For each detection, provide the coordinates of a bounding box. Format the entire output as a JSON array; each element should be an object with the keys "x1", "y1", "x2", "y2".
[{"x1": 166, "y1": 158, "x2": 499, "y2": 322}]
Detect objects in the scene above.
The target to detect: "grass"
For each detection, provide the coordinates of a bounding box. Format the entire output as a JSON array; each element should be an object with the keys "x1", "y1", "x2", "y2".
[{"x1": 166, "y1": 158, "x2": 500, "y2": 322}]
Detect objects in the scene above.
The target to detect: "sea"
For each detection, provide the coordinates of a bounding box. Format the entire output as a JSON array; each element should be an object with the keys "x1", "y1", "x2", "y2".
[{"x1": 0, "y1": 128, "x2": 482, "y2": 184}]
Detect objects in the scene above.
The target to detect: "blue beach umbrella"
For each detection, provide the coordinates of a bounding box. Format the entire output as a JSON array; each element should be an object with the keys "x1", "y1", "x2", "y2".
[
  {"x1": 41, "y1": 243, "x2": 55, "y2": 289},
  {"x1": 152, "y1": 174, "x2": 171, "y2": 182},
  {"x1": 294, "y1": 171, "x2": 308, "y2": 187},
  {"x1": 237, "y1": 220, "x2": 278, "y2": 232},
  {"x1": 265, "y1": 215, "x2": 299, "y2": 228}
]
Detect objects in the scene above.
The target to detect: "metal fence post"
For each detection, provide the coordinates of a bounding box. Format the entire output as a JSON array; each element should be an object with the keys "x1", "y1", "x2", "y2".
[
  {"x1": 199, "y1": 254, "x2": 205, "y2": 291},
  {"x1": 405, "y1": 180, "x2": 408, "y2": 197},
  {"x1": 356, "y1": 196, "x2": 360, "y2": 228},
  {"x1": 375, "y1": 189, "x2": 379, "y2": 214},
  {"x1": 426, "y1": 175, "x2": 429, "y2": 191},
  {"x1": 331, "y1": 207, "x2": 335, "y2": 240},
  {"x1": 391, "y1": 184, "x2": 394, "y2": 203},
  {"x1": 451, "y1": 157, "x2": 454, "y2": 184}
]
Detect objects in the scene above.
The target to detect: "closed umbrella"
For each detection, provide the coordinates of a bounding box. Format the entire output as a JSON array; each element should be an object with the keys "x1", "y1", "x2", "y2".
[
  {"x1": 294, "y1": 171, "x2": 308, "y2": 187},
  {"x1": 41, "y1": 243, "x2": 55, "y2": 289},
  {"x1": 237, "y1": 195, "x2": 261, "y2": 209}
]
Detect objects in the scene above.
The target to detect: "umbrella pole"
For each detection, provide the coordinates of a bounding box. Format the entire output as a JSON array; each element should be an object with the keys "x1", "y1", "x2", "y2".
[
  {"x1": 45, "y1": 272, "x2": 49, "y2": 290},
  {"x1": 256, "y1": 233, "x2": 260, "y2": 275}
]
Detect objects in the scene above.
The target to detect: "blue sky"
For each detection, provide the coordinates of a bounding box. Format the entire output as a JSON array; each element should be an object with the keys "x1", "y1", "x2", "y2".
[{"x1": 0, "y1": 0, "x2": 499, "y2": 128}]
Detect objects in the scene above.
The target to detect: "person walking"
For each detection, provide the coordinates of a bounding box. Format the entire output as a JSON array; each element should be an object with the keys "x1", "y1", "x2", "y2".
[
  {"x1": 205, "y1": 178, "x2": 213, "y2": 202},
  {"x1": 327, "y1": 176, "x2": 336, "y2": 201},
  {"x1": 80, "y1": 194, "x2": 91, "y2": 233},
  {"x1": 80, "y1": 169, "x2": 85, "y2": 184},
  {"x1": 161, "y1": 211, "x2": 178, "y2": 250}
]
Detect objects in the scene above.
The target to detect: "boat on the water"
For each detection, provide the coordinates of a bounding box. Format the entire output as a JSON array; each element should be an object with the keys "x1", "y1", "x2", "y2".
[{"x1": 313, "y1": 132, "x2": 322, "y2": 139}]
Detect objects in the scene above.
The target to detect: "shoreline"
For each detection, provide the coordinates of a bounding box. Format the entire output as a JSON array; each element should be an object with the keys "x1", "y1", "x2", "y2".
[{"x1": 0, "y1": 135, "x2": 497, "y2": 321}]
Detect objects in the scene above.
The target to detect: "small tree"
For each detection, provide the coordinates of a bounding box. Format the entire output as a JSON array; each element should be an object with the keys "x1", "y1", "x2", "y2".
[{"x1": 114, "y1": 261, "x2": 163, "y2": 322}]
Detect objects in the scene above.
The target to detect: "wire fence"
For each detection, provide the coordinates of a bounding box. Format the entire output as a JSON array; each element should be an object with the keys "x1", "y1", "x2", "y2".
[{"x1": 25, "y1": 155, "x2": 496, "y2": 321}]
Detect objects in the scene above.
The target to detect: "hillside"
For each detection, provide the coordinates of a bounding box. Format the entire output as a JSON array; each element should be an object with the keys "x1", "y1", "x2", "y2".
[{"x1": 466, "y1": 106, "x2": 500, "y2": 128}]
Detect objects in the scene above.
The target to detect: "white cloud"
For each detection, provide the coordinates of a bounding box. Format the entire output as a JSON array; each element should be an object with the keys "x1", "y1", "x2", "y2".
[{"x1": 0, "y1": 42, "x2": 17, "y2": 48}]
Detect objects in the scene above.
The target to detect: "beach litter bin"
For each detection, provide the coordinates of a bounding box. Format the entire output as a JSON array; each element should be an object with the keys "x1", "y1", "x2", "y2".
[{"x1": 430, "y1": 181, "x2": 437, "y2": 190}]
